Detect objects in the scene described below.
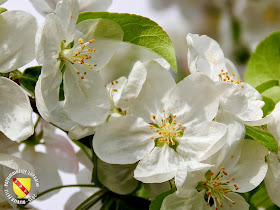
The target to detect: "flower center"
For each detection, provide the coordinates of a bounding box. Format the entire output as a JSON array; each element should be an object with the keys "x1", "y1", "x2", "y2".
[
  {"x1": 60, "y1": 38, "x2": 97, "y2": 80},
  {"x1": 150, "y1": 110, "x2": 184, "y2": 148},
  {"x1": 218, "y1": 70, "x2": 244, "y2": 88},
  {"x1": 197, "y1": 168, "x2": 239, "y2": 209}
]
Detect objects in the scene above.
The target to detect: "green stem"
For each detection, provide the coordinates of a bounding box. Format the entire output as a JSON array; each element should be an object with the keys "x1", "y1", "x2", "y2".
[
  {"x1": 34, "y1": 115, "x2": 41, "y2": 129},
  {"x1": 36, "y1": 184, "x2": 98, "y2": 200},
  {"x1": 75, "y1": 189, "x2": 107, "y2": 210}
]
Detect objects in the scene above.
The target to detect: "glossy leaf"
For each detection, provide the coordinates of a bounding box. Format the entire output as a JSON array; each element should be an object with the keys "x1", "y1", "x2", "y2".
[
  {"x1": 77, "y1": 12, "x2": 177, "y2": 72},
  {"x1": 19, "y1": 66, "x2": 41, "y2": 96},
  {"x1": 245, "y1": 31, "x2": 280, "y2": 88},
  {"x1": 149, "y1": 188, "x2": 176, "y2": 210},
  {"x1": 245, "y1": 125, "x2": 278, "y2": 153}
]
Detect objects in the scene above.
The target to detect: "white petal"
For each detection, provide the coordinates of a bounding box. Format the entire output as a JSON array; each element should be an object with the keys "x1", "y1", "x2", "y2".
[
  {"x1": 44, "y1": 125, "x2": 79, "y2": 173},
  {"x1": 268, "y1": 102, "x2": 280, "y2": 144},
  {"x1": 0, "y1": 77, "x2": 33, "y2": 141},
  {"x1": 106, "y1": 76, "x2": 127, "y2": 107},
  {"x1": 56, "y1": 0, "x2": 79, "y2": 44},
  {"x1": 0, "y1": 10, "x2": 37, "y2": 73},
  {"x1": 224, "y1": 58, "x2": 240, "y2": 78},
  {"x1": 134, "y1": 145, "x2": 184, "y2": 183},
  {"x1": 68, "y1": 124, "x2": 97, "y2": 140},
  {"x1": 264, "y1": 153, "x2": 280, "y2": 207},
  {"x1": 29, "y1": 0, "x2": 57, "y2": 15},
  {"x1": 175, "y1": 161, "x2": 213, "y2": 197},
  {"x1": 129, "y1": 60, "x2": 176, "y2": 122},
  {"x1": 20, "y1": 148, "x2": 62, "y2": 199},
  {"x1": 177, "y1": 121, "x2": 227, "y2": 162},
  {"x1": 63, "y1": 62, "x2": 110, "y2": 127},
  {"x1": 186, "y1": 33, "x2": 225, "y2": 81},
  {"x1": 0, "y1": 0, "x2": 7, "y2": 5},
  {"x1": 0, "y1": 153, "x2": 35, "y2": 172},
  {"x1": 117, "y1": 61, "x2": 147, "y2": 108},
  {"x1": 93, "y1": 115, "x2": 155, "y2": 164},
  {"x1": 217, "y1": 192, "x2": 249, "y2": 210},
  {"x1": 35, "y1": 60, "x2": 62, "y2": 122},
  {"x1": 168, "y1": 73, "x2": 219, "y2": 127},
  {"x1": 49, "y1": 101, "x2": 77, "y2": 131},
  {"x1": 237, "y1": 83, "x2": 264, "y2": 121},
  {"x1": 35, "y1": 13, "x2": 64, "y2": 66},
  {"x1": 161, "y1": 191, "x2": 209, "y2": 210},
  {"x1": 210, "y1": 111, "x2": 245, "y2": 170},
  {"x1": 79, "y1": 0, "x2": 112, "y2": 12},
  {"x1": 97, "y1": 159, "x2": 138, "y2": 195},
  {"x1": 76, "y1": 18, "x2": 124, "y2": 71},
  {"x1": 228, "y1": 140, "x2": 268, "y2": 193},
  {"x1": 216, "y1": 82, "x2": 248, "y2": 115}
]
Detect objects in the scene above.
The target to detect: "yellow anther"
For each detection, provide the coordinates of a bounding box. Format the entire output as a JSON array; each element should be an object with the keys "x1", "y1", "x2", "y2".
[
  {"x1": 78, "y1": 38, "x2": 83, "y2": 44},
  {"x1": 89, "y1": 39, "x2": 95, "y2": 43},
  {"x1": 178, "y1": 123, "x2": 182, "y2": 126},
  {"x1": 162, "y1": 109, "x2": 166, "y2": 113},
  {"x1": 171, "y1": 142, "x2": 175, "y2": 145},
  {"x1": 116, "y1": 81, "x2": 119, "y2": 84},
  {"x1": 151, "y1": 136, "x2": 154, "y2": 140},
  {"x1": 173, "y1": 115, "x2": 176, "y2": 118},
  {"x1": 113, "y1": 89, "x2": 118, "y2": 92}
]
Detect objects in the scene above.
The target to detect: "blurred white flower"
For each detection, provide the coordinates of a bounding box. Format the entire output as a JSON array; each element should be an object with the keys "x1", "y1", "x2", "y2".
[
  {"x1": 234, "y1": 0, "x2": 280, "y2": 51},
  {"x1": 35, "y1": 0, "x2": 123, "y2": 130},
  {"x1": 30, "y1": 0, "x2": 112, "y2": 16},
  {"x1": 0, "y1": 119, "x2": 79, "y2": 199}
]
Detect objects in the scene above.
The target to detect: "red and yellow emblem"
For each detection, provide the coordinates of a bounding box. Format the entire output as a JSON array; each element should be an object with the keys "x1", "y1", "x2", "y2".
[{"x1": 13, "y1": 178, "x2": 31, "y2": 198}]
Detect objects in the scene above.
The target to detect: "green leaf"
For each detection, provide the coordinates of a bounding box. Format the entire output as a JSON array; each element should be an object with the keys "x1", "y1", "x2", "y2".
[
  {"x1": 255, "y1": 80, "x2": 279, "y2": 93},
  {"x1": 245, "y1": 125, "x2": 278, "y2": 153},
  {"x1": 249, "y1": 182, "x2": 280, "y2": 209},
  {"x1": 0, "y1": 8, "x2": 7, "y2": 14},
  {"x1": 262, "y1": 96, "x2": 276, "y2": 117},
  {"x1": 149, "y1": 188, "x2": 176, "y2": 210},
  {"x1": 19, "y1": 66, "x2": 41, "y2": 96},
  {"x1": 262, "y1": 86, "x2": 280, "y2": 103},
  {"x1": 77, "y1": 12, "x2": 177, "y2": 72},
  {"x1": 244, "y1": 31, "x2": 280, "y2": 87}
]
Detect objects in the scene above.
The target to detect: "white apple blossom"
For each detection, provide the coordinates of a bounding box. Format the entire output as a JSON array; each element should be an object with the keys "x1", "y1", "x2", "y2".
[
  {"x1": 0, "y1": 10, "x2": 37, "y2": 141},
  {"x1": 30, "y1": 0, "x2": 112, "y2": 16},
  {"x1": 93, "y1": 60, "x2": 227, "y2": 183},
  {"x1": 161, "y1": 139, "x2": 268, "y2": 210},
  {"x1": 0, "y1": 121, "x2": 79, "y2": 198},
  {"x1": 35, "y1": 0, "x2": 123, "y2": 130},
  {"x1": 186, "y1": 33, "x2": 264, "y2": 122}
]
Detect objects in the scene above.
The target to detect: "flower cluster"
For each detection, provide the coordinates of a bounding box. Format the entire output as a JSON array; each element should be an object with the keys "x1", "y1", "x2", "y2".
[{"x1": 0, "y1": 0, "x2": 280, "y2": 209}]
